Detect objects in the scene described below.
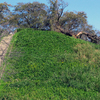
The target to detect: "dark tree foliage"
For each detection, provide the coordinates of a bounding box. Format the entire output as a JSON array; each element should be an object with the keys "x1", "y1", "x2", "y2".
[
  {"x1": 46, "y1": 0, "x2": 68, "y2": 31},
  {"x1": 0, "y1": 2, "x2": 13, "y2": 38},
  {"x1": 10, "y1": 2, "x2": 48, "y2": 29},
  {"x1": 0, "y1": 0, "x2": 100, "y2": 44},
  {"x1": 60, "y1": 11, "x2": 87, "y2": 34}
]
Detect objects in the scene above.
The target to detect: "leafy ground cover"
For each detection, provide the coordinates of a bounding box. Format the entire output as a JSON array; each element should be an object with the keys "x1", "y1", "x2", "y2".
[{"x1": 0, "y1": 28, "x2": 100, "y2": 99}]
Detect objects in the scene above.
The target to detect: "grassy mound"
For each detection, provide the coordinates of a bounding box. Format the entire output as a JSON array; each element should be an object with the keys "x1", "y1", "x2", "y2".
[{"x1": 1, "y1": 28, "x2": 100, "y2": 99}]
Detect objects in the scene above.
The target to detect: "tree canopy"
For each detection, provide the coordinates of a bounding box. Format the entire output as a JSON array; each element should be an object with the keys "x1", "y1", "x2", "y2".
[{"x1": 0, "y1": 0, "x2": 100, "y2": 44}]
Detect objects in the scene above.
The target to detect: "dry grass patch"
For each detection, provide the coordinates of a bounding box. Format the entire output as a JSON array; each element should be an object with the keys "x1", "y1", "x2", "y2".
[{"x1": 73, "y1": 43, "x2": 100, "y2": 65}]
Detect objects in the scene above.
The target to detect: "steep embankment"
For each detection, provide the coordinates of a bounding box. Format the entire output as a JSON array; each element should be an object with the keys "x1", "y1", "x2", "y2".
[{"x1": 1, "y1": 29, "x2": 100, "y2": 99}]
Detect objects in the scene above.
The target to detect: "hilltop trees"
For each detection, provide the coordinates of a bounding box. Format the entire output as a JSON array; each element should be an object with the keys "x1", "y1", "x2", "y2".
[
  {"x1": 46, "y1": 0, "x2": 68, "y2": 31},
  {"x1": 10, "y1": 2, "x2": 48, "y2": 29},
  {"x1": 0, "y1": 2, "x2": 10, "y2": 26},
  {"x1": 60, "y1": 11, "x2": 87, "y2": 34},
  {"x1": 0, "y1": 2, "x2": 13, "y2": 37},
  {"x1": 0, "y1": 0, "x2": 100, "y2": 43}
]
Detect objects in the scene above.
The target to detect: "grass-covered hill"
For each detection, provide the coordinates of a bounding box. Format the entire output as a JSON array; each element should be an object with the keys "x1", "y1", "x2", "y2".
[{"x1": 1, "y1": 28, "x2": 100, "y2": 99}]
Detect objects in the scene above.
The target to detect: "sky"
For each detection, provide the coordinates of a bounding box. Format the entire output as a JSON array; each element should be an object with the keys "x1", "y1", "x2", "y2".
[{"x1": 0, "y1": 0, "x2": 100, "y2": 31}]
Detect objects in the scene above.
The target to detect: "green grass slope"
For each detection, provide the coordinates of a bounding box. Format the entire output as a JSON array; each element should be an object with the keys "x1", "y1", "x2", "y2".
[{"x1": 1, "y1": 28, "x2": 100, "y2": 99}]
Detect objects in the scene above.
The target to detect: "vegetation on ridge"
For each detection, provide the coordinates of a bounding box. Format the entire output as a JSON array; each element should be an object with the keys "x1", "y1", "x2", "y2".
[
  {"x1": 0, "y1": 0, "x2": 100, "y2": 44},
  {"x1": 0, "y1": 29, "x2": 100, "y2": 99}
]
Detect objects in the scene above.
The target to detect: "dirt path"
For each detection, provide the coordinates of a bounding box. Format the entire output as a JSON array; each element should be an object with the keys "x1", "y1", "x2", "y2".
[{"x1": 0, "y1": 34, "x2": 14, "y2": 79}]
